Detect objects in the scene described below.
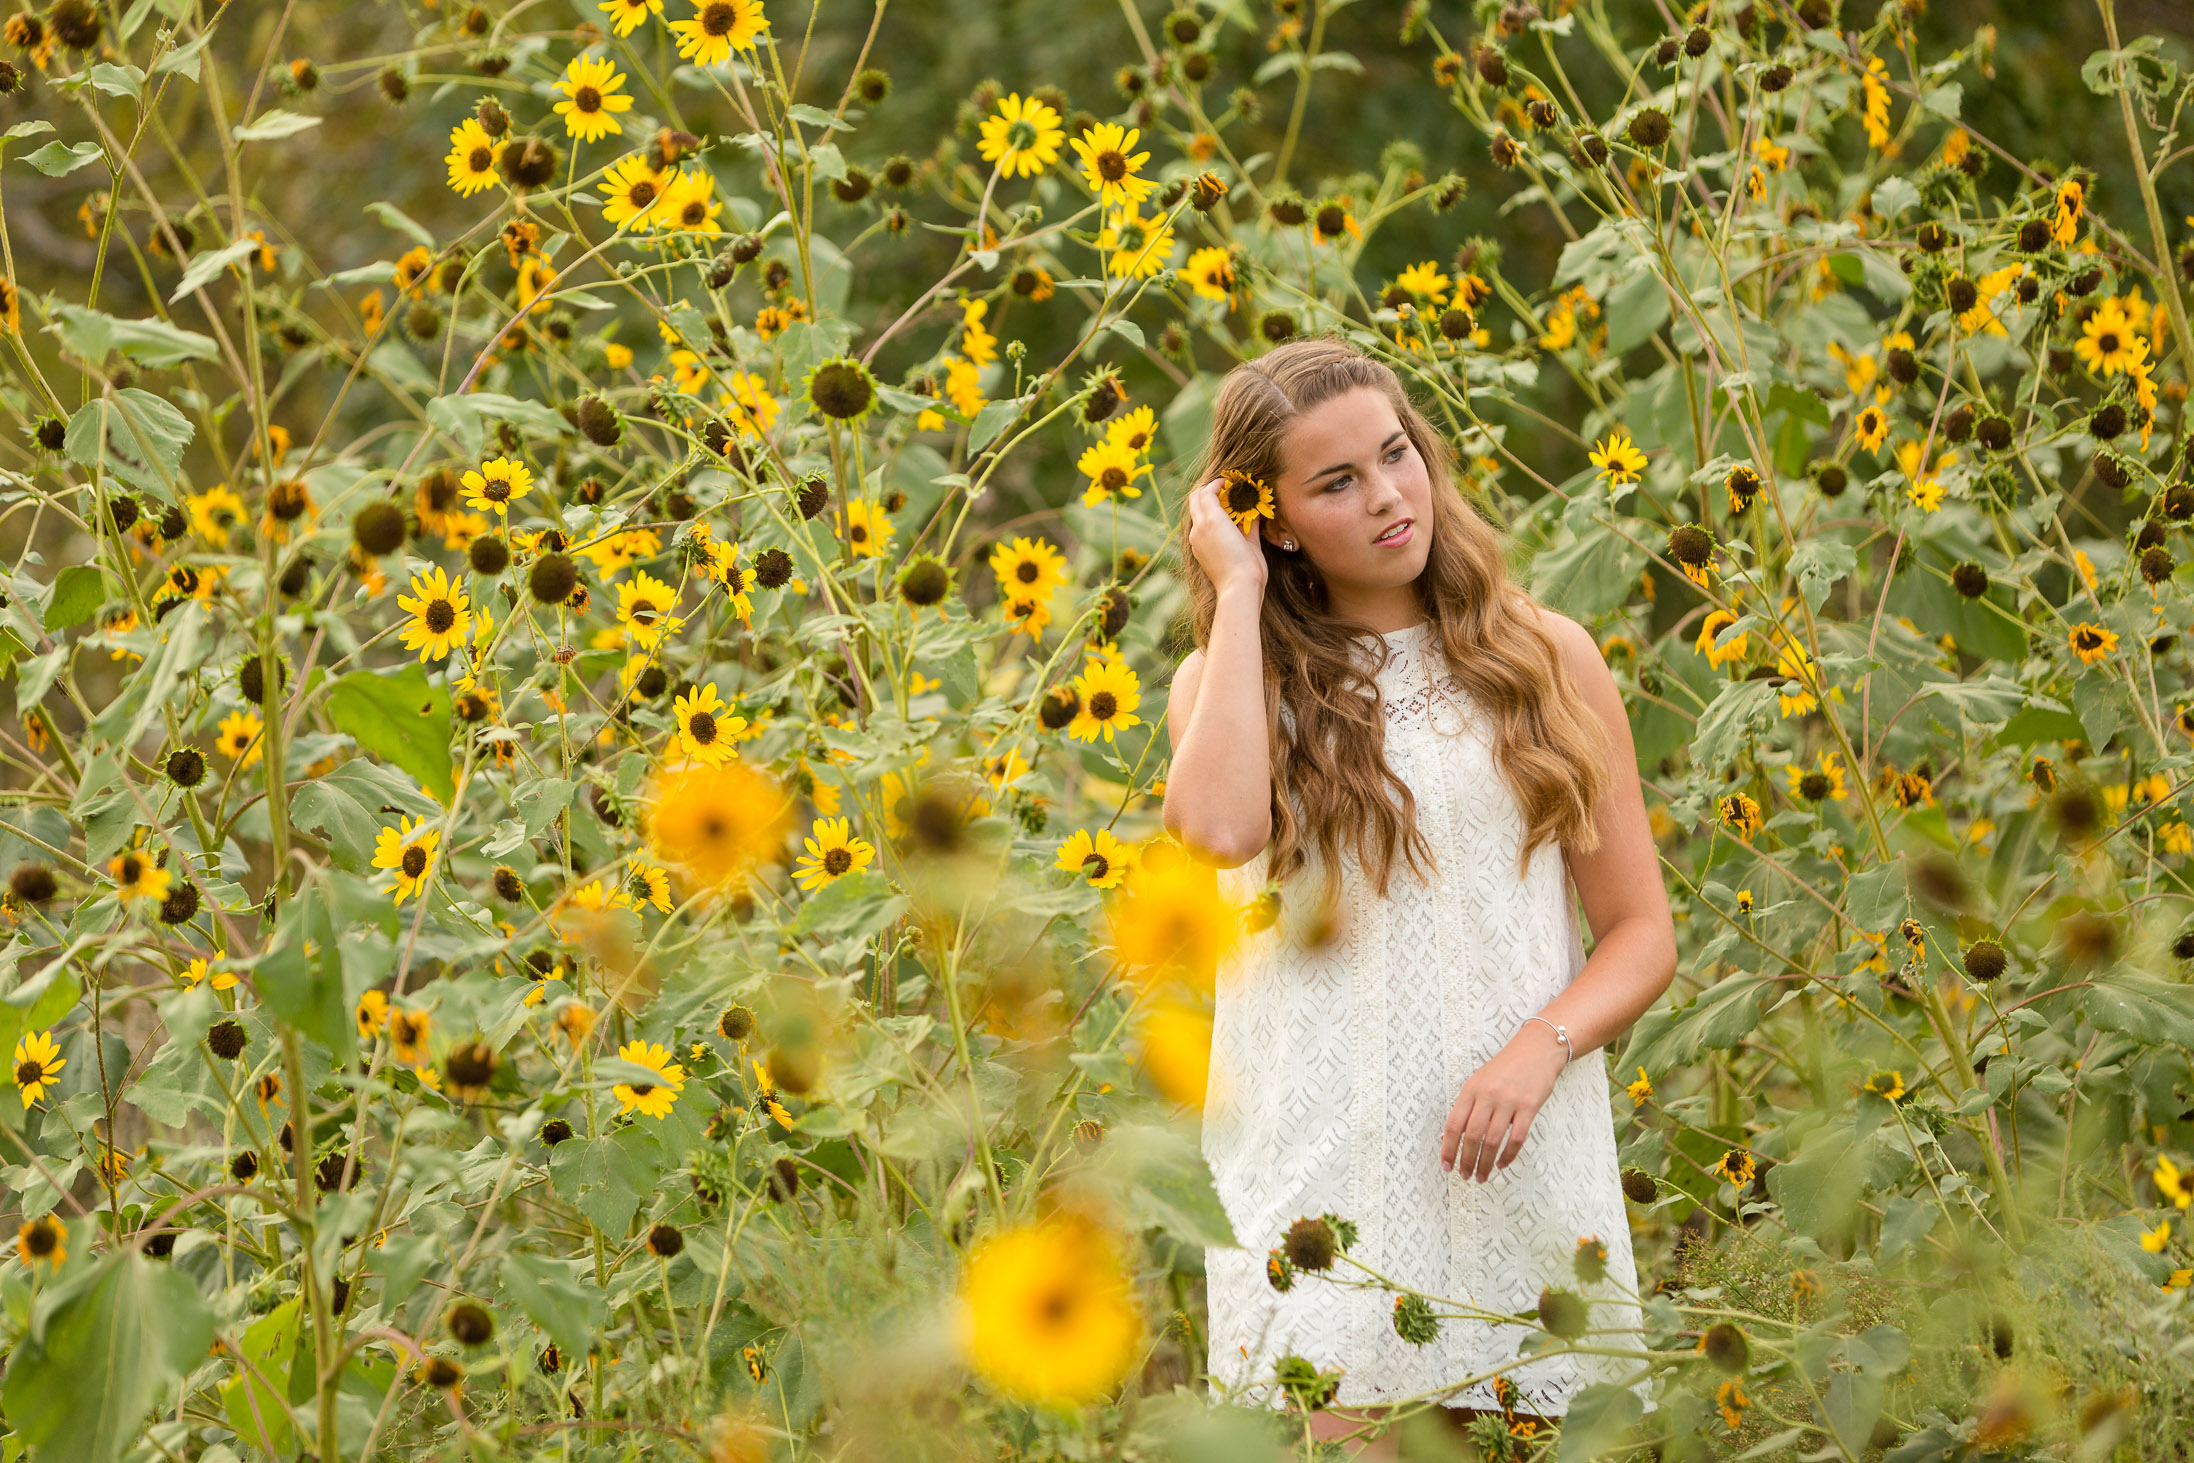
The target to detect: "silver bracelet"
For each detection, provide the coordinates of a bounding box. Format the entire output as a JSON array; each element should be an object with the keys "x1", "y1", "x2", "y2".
[{"x1": 1521, "y1": 1015, "x2": 1572, "y2": 1065}]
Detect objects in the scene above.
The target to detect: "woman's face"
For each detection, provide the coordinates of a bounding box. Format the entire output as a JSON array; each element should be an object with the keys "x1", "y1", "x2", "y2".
[{"x1": 1265, "y1": 385, "x2": 1435, "y2": 594}]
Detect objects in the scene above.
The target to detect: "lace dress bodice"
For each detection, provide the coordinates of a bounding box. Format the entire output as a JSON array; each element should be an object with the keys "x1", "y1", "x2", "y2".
[{"x1": 1200, "y1": 619, "x2": 1647, "y2": 1415}]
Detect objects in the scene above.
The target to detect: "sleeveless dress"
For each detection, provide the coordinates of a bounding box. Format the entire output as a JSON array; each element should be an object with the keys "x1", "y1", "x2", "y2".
[{"x1": 1201, "y1": 619, "x2": 1648, "y2": 1416}]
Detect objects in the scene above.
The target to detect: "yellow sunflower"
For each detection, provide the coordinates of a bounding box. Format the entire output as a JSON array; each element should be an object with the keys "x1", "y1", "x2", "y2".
[
  {"x1": 792, "y1": 816, "x2": 877, "y2": 891},
  {"x1": 2074, "y1": 301, "x2": 2143, "y2": 376},
  {"x1": 1105, "y1": 405, "x2": 1157, "y2": 454},
  {"x1": 16, "y1": 1215, "x2": 64, "y2": 1268},
  {"x1": 646, "y1": 760, "x2": 795, "y2": 891},
  {"x1": 461, "y1": 455, "x2": 533, "y2": 517},
  {"x1": 1096, "y1": 208, "x2": 1176, "y2": 279},
  {"x1": 1182, "y1": 245, "x2": 1236, "y2": 304},
  {"x1": 373, "y1": 815, "x2": 441, "y2": 905},
  {"x1": 617, "y1": 862, "x2": 674, "y2": 913},
  {"x1": 653, "y1": 167, "x2": 724, "y2": 235},
  {"x1": 216, "y1": 708, "x2": 265, "y2": 768},
  {"x1": 668, "y1": 0, "x2": 768, "y2": 67},
  {"x1": 1067, "y1": 659, "x2": 1142, "y2": 743},
  {"x1": 597, "y1": 0, "x2": 662, "y2": 36},
  {"x1": 1395, "y1": 260, "x2": 1452, "y2": 305},
  {"x1": 1069, "y1": 121, "x2": 1152, "y2": 209},
  {"x1": 960, "y1": 1214, "x2": 1142, "y2": 1407},
  {"x1": 187, "y1": 484, "x2": 247, "y2": 547},
  {"x1": 554, "y1": 54, "x2": 632, "y2": 143},
  {"x1": 719, "y1": 369, "x2": 781, "y2": 439},
  {"x1": 1054, "y1": 827, "x2": 1135, "y2": 889},
  {"x1": 13, "y1": 1029, "x2": 65, "y2": 1108},
  {"x1": 839, "y1": 499, "x2": 895, "y2": 559},
  {"x1": 109, "y1": 849, "x2": 171, "y2": 907},
  {"x1": 444, "y1": 118, "x2": 502, "y2": 197},
  {"x1": 673, "y1": 683, "x2": 747, "y2": 765},
  {"x1": 978, "y1": 92, "x2": 1064, "y2": 179},
  {"x1": 180, "y1": 956, "x2": 237, "y2": 992},
  {"x1": 1137, "y1": 999, "x2": 1212, "y2": 1109},
  {"x1": 1217, "y1": 469, "x2": 1274, "y2": 533},
  {"x1": 989, "y1": 536, "x2": 1069, "y2": 601},
  {"x1": 1077, "y1": 438, "x2": 1150, "y2": 507},
  {"x1": 397, "y1": 566, "x2": 473, "y2": 662},
  {"x1": 616, "y1": 571, "x2": 686, "y2": 649},
  {"x1": 1855, "y1": 404, "x2": 1890, "y2": 453},
  {"x1": 1588, "y1": 427, "x2": 1646, "y2": 485},
  {"x1": 2069, "y1": 622, "x2": 2117, "y2": 666},
  {"x1": 600, "y1": 153, "x2": 669, "y2": 231},
  {"x1": 612, "y1": 1039, "x2": 686, "y2": 1119}
]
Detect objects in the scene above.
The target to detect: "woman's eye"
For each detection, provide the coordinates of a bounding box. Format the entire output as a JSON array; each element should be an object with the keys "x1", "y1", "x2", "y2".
[
  {"x1": 1325, "y1": 475, "x2": 1350, "y2": 492},
  {"x1": 1385, "y1": 446, "x2": 1407, "y2": 463}
]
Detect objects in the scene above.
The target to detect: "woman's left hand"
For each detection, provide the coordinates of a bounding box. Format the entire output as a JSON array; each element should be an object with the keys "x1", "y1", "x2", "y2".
[{"x1": 1440, "y1": 1034, "x2": 1569, "y2": 1181}]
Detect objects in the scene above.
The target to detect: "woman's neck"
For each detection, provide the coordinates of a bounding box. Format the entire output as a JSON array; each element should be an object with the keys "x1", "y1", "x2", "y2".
[{"x1": 1324, "y1": 583, "x2": 1427, "y2": 636}]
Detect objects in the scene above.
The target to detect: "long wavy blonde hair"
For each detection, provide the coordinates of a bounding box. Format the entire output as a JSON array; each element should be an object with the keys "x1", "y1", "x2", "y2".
[{"x1": 1171, "y1": 336, "x2": 1610, "y2": 904}]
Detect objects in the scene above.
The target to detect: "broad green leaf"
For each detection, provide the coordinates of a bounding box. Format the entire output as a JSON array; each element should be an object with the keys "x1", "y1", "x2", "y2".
[
  {"x1": 252, "y1": 912, "x2": 355, "y2": 1062},
  {"x1": 1789, "y1": 539, "x2": 1855, "y2": 612},
  {"x1": 1766, "y1": 1124, "x2": 1868, "y2": 1245},
  {"x1": 63, "y1": 389, "x2": 195, "y2": 504},
  {"x1": 1095, "y1": 1122, "x2": 1238, "y2": 1249},
  {"x1": 169, "y1": 238, "x2": 261, "y2": 303},
  {"x1": 50, "y1": 304, "x2": 220, "y2": 370},
  {"x1": 786, "y1": 867, "x2": 908, "y2": 943},
  {"x1": 500, "y1": 1253, "x2": 605, "y2": 1360},
  {"x1": 364, "y1": 200, "x2": 437, "y2": 249},
  {"x1": 325, "y1": 661, "x2": 455, "y2": 805},
  {"x1": 2, "y1": 1250, "x2": 216, "y2": 1463},
  {"x1": 1556, "y1": 1382, "x2": 1645, "y2": 1461},
  {"x1": 42, "y1": 564, "x2": 108, "y2": 632},
  {"x1": 221, "y1": 1298, "x2": 302, "y2": 1455},
  {"x1": 23, "y1": 139, "x2": 104, "y2": 176},
  {"x1": 1690, "y1": 679, "x2": 1779, "y2": 774},
  {"x1": 424, "y1": 390, "x2": 568, "y2": 455},
  {"x1": 1603, "y1": 269, "x2": 1669, "y2": 355},
  {"x1": 233, "y1": 109, "x2": 321, "y2": 141}
]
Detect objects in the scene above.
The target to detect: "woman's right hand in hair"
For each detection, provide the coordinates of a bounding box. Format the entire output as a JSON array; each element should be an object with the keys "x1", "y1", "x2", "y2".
[{"x1": 1186, "y1": 476, "x2": 1268, "y2": 600}]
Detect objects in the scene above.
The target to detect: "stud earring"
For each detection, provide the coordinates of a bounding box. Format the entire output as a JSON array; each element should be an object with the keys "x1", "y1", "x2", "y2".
[{"x1": 1282, "y1": 538, "x2": 1296, "y2": 550}]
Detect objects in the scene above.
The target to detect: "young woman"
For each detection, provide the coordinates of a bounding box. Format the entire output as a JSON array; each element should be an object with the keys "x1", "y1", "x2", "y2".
[{"x1": 1161, "y1": 338, "x2": 1676, "y2": 1449}]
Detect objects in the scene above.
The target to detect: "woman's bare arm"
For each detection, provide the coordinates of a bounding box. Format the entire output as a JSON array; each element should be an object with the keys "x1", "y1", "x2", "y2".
[
  {"x1": 1161, "y1": 479, "x2": 1275, "y2": 866},
  {"x1": 1161, "y1": 586, "x2": 1273, "y2": 865}
]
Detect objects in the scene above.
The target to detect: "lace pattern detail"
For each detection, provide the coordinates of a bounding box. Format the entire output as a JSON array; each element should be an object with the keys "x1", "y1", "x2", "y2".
[{"x1": 1203, "y1": 623, "x2": 1648, "y2": 1415}]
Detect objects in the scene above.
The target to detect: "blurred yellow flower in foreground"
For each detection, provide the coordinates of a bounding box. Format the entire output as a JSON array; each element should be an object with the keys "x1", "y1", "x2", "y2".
[
  {"x1": 1136, "y1": 1000, "x2": 1211, "y2": 1110},
  {"x1": 1104, "y1": 854, "x2": 1239, "y2": 992},
  {"x1": 960, "y1": 1213, "x2": 1141, "y2": 1407},
  {"x1": 646, "y1": 760, "x2": 794, "y2": 892}
]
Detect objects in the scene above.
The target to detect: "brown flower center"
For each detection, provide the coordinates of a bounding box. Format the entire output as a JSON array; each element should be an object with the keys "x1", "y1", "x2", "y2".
[
  {"x1": 574, "y1": 85, "x2": 600, "y2": 112},
  {"x1": 17, "y1": 1060, "x2": 43, "y2": 1085},
  {"x1": 1090, "y1": 691, "x2": 1118, "y2": 719},
  {"x1": 469, "y1": 146, "x2": 492, "y2": 172},
  {"x1": 425, "y1": 600, "x2": 456, "y2": 634},
  {"x1": 823, "y1": 847, "x2": 852, "y2": 875},
  {"x1": 687, "y1": 711, "x2": 717, "y2": 743},
  {"x1": 401, "y1": 845, "x2": 428, "y2": 879},
  {"x1": 702, "y1": 2, "x2": 736, "y2": 37}
]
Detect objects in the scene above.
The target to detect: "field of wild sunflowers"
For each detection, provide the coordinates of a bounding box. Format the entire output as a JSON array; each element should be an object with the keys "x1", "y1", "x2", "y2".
[{"x1": 0, "y1": 0, "x2": 2193, "y2": 1458}]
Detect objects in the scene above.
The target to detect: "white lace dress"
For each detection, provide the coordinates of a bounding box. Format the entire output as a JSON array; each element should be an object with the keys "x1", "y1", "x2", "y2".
[{"x1": 1201, "y1": 619, "x2": 1648, "y2": 1416}]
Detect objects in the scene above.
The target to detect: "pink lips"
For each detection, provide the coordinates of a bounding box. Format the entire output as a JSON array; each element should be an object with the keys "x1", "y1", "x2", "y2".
[{"x1": 1372, "y1": 518, "x2": 1415, "y2": 548}]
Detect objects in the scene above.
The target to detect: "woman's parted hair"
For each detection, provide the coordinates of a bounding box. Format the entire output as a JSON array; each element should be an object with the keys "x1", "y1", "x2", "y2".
[{"x1": 1171, "y1": 336, "x2": 1609, "y2": 903}]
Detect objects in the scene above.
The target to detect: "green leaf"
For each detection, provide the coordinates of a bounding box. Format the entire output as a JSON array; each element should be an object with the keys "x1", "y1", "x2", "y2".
[
  {"x1": 1094, "y1": 1122, "x2": 1238, "y2": 1248},
  {"x1": 1844, "y1": 855, "x2": 1908, "y2": 933},
  {"x1": 252, "y1": 908, "x2": 356, "y2": 1062},
  {"x1": 88, "y1": 62, "x2": 144, "y2": 101},
  {"x1": 785, "y1": 103, "x2": 851, "y2": 132},
  {"x1": 1603, "y1": 269, "x2": 1669, "y2": 355},
  {"x1": 2079, "y1": 974, "x2": 2194, "y2": 1048},
  {"x1": 1528, "y1": 523, "x2": 1643, "y2": 619},
  {"x1": 1767, "y1": 379, "x2": 1831, "y2": 427},
  {"x1": 221, "y1": 1298, "x2": 302, "y2": 1455},
  {"x1": 786, "y1": 868, "x2": 908, "y2": 944},
  {"x1": 514, "y1": 777, "x2": 575, "y2": 836},
  {"x1": 63, "y1": 390, "x2": 195, "y2": 504},
  {"x1": 42, "y1": 565, "x2": 108, "y2": 632},
  {"x1": 424, "y1": 390, "x2": 569, "y2": 456},
  {"x1": 1104, "y1": 318, "x2": 1146, "y2": 350},
  {"x1": 1556, "y1": 1382, "x2": 1645, "y2": 1461},
  {"x1": 0, "y1": 949, "x2": 82, "y2": 1063},
  {"x1": 500, "y1": 1253, "x2": 606, "y2": 1360},
  {"x1": 1622, "y1": 971, "x2": 1767, "y2": 1075},
  {"x1": 150, "y1": 30, "x2": 214, "y2": 79},
  {"x1": 1766, "y1": 1124, "x2": 1868, "y2": 1245},
  {"x1": 325, "y1": 662, "x2": 455, "y2": 805},
  {"x1": 969, "y1": 393, "x2": 1034, "y2": 454},
  {"x1": 1789, "y1": 539, "x2": 1855, "y2": 612},
  {"x1": 23, "y1": 140, "x2": 104, "y2": 176},
  {"x1": 50, "y1": 304, "x2": 221, "y2": 370},
  {"x1": 169, "y1": 238, "x2": 261, "y2": 304},
  {"x1": 364, "y1": 201, "x2": 437, "y2": 250},
  {"x1": 1690, "y1": 679, "x2": 1779, "y2": 773},
  {"x1": 549, "y1": 1132, "x2": 659, "y2": 1237},
  {"x1": 1993, "y1": 703, "x2": 2083, "y2": 748},
  {"x1": 233, "y1": 109, "x2": 321, "y2": 141},
  {"x1": 2, "y1": 1250, "x2": 216, "y2": 1463}
]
